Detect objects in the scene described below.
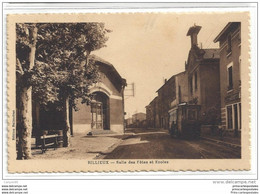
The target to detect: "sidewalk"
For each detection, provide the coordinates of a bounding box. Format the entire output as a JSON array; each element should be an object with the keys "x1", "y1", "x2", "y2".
[
  {"x1": 201, "y1": 134, "x2": 241, "y2": 148},
  {"x1": 31, "y1": 133, "x2": 128, "y2": 160}
]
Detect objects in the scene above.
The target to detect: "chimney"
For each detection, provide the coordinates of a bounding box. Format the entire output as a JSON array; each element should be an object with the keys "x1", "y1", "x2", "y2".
[{"x1": 187, "y1": 25, "x2": 202, "y2": 47}]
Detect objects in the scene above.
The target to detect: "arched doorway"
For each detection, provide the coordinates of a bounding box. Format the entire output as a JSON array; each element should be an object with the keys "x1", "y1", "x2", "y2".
[{"x1": 91, "y1": 92, "x2": 110, "y2": 130}]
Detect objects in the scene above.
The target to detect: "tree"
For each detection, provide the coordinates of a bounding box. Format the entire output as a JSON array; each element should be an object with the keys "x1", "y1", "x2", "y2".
[
  {"x1": 16, "y1": 24, "x2": 37, "y2": 159},
  {"x1": 16, "y1": 23, "x2": 110, "y2": 159}
]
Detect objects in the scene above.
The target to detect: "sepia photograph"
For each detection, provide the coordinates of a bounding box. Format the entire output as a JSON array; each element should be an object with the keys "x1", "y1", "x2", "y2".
[
  {"x1": 7, "y1": 11, "x2": 250, "y2": 172},
  {"x1": 2, "y1": 2, "x2": 259, "y2": 194}
]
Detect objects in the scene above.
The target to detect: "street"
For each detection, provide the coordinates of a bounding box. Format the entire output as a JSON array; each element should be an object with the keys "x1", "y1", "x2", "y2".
[
  {"x1": 31, "y1": 128, "x2": 241, "y2": 160},
  {"x1": 103, "y1": 128, "x2": 241, "y2": 159}
]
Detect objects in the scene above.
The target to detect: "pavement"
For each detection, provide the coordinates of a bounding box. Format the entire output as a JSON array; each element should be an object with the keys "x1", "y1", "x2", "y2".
[
  {"x1": 31, "y1": 133, "x2": 127, "y2": 160},
  {"x1": 200, "y1": 134, "x2": 241, "y2": 149}
]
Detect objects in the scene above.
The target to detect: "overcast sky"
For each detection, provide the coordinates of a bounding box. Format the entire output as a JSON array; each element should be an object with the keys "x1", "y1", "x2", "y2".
[{"x1": 92, "y1": 12, "x2": 245, "y2": 118}]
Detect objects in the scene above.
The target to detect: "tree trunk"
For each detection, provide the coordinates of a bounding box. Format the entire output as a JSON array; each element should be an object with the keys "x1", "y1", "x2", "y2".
[
  {"x1": 63, "y1": 97, "x2": 71, "y2": 147},
  {"x1": 17, "y1": 86, "x2": 33, "y2": 159},
  {"x1": 16, "y1": 25, "x2": 37, "y2": 160}
]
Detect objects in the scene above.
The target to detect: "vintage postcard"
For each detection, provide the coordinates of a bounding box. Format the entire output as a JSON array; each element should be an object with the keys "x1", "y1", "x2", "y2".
[{"x1": 7, "y1": 12, "x2": 250, "y2": 172}]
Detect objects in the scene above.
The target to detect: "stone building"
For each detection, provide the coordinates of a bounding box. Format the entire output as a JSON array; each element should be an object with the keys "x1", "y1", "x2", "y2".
[
  {"x1": 32, "y1": 55, "x2": 127, "y2": 136},
  {"x1": 185, "y1": 25, "x2": 221, "y2": 127},
  {"x1": 214, "y1": 22, "x2": 241, "y2": 137},
  {"x1": 146, "y1": 96, "x2": 160, "y2": 128},
  {"x1": 145, "y1": 104, "x2": 152, "y2": 128},
  {"x1": 156, "y1": 76, "x2": 176, "y2": 129}
]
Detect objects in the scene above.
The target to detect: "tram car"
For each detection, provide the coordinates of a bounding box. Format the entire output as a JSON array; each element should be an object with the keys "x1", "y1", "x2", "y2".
[{"x1": 169, "y1": 103, "x2": 201, "y2": 139}]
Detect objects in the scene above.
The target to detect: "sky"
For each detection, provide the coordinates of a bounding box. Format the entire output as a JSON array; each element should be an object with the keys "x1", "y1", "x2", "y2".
[{"x1": 92, "y1": 12, "x2": 246, "y2": 118}]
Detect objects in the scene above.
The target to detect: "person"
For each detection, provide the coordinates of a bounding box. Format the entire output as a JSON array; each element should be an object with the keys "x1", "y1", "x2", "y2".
[
  {"x1": 218, "y1": 125, "x2": 223, "y2": 140},
  {"x1": 170, "y1": 121, "x2": 176, "y2": 137}
]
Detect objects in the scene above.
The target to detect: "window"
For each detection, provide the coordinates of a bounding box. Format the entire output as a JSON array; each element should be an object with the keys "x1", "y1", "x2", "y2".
[
  {"x1": 239, "y1": 56, "x2": 241, "y2": 86},
  {"x1": 227, "y1": 105, "x2": 233, "y2": 129},
  {"x1": 194, "y1": 72, "x2": 198, "y2": 91},
  {"x1": 227, "y1": 34, "x2": 232, "y2": 54},
  {"x1": 227, "y1": 63, "x2": 233, "y2": 91},
  {"x1": 189, "y1": 76, "x2": 193, "y2": 94}
]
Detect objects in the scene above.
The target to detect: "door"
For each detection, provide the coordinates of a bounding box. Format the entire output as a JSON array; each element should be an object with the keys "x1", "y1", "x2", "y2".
[{"x1": 91, "y1": 102, "x2": 103, "y2": 130}]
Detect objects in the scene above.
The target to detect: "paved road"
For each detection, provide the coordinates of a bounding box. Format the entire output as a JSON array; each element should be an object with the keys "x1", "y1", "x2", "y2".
[{"x1": 104, "y1": 128, "x2": 241, "y2": 159}]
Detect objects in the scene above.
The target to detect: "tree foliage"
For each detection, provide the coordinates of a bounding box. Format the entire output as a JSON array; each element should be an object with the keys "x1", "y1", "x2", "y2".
[{"x1": 17, "y1": 23, "x2": 110, "y2": 110}]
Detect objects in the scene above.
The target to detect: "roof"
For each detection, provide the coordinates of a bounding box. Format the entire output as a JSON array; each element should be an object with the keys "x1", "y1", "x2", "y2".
[
  {"x1": 148, "y1": 96, "x2": 158, "y2": 106},
  {"x1": 214, "y1": 22, "x2": 241, "y2": 43},
  {"x1": 156, "y1": 71, "x2": 185, "y2": 93},
  {"x1": 203, "y1": 49, "x2": 220, "y2": 59},
  {"x1": 89, "y1": 54, "x2": 127, "y2": 87},
  {"x1": 132, "y1": 112, "x2": 146, "y2": 116}
]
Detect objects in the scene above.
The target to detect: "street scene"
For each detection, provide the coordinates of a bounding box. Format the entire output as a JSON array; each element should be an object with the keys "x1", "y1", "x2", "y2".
[
  {"x1": 31, "y1": 128, "x2": 240, "y2": 160},
  {"x1": 15, "y1": 14, "x2": 242, "y2": 160}
]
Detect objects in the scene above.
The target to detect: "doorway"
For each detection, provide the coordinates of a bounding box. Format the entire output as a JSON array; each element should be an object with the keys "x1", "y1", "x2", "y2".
[
  {"x1": 91, "y1": 92, "x2": 110, "y2": 130},
  {"x1": 234, "y1": 104, "x2": 238, "y2": 136}
]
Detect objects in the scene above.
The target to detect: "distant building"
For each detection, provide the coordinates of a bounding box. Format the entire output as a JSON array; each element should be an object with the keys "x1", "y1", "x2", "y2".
[
  {"x1": 125, "y1": 117, "x2": 133, "y2": 127},
  {"x1": 185, "y1": 25, "x2": 221, "y2": 126},
  {"x1": 214, "y1": 22, "x2": 241, "y2": 137},
  {"x1": 132, "y1": 112, "x2": 146, "y2": 128},
  {"x1": 156, "y1": 76, "x2": 176, "y2": 129},
  {"x1": 145, "y1": 104, "x2": 152, "y2": 128},
  {"x1": 146, "y1": 96, "x2": 160, "y2": 128}
]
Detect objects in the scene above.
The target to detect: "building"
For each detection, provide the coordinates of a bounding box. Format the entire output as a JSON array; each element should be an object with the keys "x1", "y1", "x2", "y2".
[
  {"x1": 131, "y1": 112, "x2": 146, "y2": 128},
  {"x1": 32, "y1": 55, "x2": 127, "y2": 136},
  {"x1": 146, "y1": 96, "x2": 160, "y2": 128},
  {"x1": 185, "y1": 25, "x2": 221, "y2": 127},
  {"x1": 214, "y1": 22, "x2": 241, "y2": 137},
  {"x1": 145, "y1": 25, "x2": 221, "y2": 132},
  {"x1": 168, "y1": 71, "x2": 188, "y2": 127},
  {"x1": 125, "y1": 117, "x2": 133, "y2": 128},
  {"x1": 145, "y1": 104, "x2": 152, "y2": 128},
  {"x1": 73, "y1": 55, "x2": 127, "y2": 134},
  {"x1": 156, "y1": 76, "x2": 176, "y2": 129}
]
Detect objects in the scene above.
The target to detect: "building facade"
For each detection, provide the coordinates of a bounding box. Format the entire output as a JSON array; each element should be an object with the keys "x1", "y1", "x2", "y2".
[
  {"x1": 125, "y1": 117, "x2": 133, "y2": 128},
  {"x1": 32, "y1": 55, "x2": 127, "y2": 136},
  {"x1": 157, "y1": 76, "x2": 176, "y2": 129},
  {"x1": 131, "y1": 112, "x2": 146, "y2": 128},
  {"x1": 73, "y1": 55, "x2": 127, "y2": 134},
  {"x1": 146, "y1": 96, "x2": 160, "y2": 128},
  {"x1": 214, "y1": 22, "x2": 241, "y2": 136},
  {"x1": 168, "y1": 71, "x2": 188, "y2": 127},
  {"x1": 186, "y1": 25, "x2": 221, "y2": 126}
]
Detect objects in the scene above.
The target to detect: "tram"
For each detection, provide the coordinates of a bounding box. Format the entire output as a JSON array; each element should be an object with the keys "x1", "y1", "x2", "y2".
[{"x1": 169, "y1": 103, "x2": 201, "y2": 139}]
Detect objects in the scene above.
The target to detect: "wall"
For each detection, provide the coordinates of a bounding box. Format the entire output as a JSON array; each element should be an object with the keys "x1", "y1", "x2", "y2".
[
  {"x1": 219, "y1": 26, "x2": 241, "y2": 130},
  {"x1": 200, "y1": 61, "x2": 221, "y2": 124},
  {"x1": 157, "y1": 77, "x2": 176, "y2": 129},
  {"x1": 176, "y1": 72, "x2": 188, "y2": 104},
  {"x1": 73, "y1": 101, "x2": 92, "y2": 134},
  {"x1": 110, "y1": 98, "x2": 124, "y2": 133}
]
